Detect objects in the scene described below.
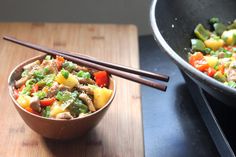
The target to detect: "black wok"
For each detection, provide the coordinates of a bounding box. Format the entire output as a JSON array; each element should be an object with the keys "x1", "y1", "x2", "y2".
[{"x1": 150, "y1": 0, "x2": 236, "y2": 107}]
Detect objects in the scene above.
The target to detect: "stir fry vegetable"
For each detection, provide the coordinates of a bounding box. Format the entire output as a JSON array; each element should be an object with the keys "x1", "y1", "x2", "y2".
[
  {"x1": 188, "y1": 18, "x2": 236, "y2": 88},
  {"x1": 14, "y1": 55, "x2": 113, "y2": 119}
]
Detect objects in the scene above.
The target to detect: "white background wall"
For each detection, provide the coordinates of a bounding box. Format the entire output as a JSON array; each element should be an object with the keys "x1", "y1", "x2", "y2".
[{"x1": 0, "y1": 0, "x2": 151, "y2": 35}]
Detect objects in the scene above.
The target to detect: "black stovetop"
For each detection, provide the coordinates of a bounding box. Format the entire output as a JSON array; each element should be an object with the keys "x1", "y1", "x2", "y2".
[
  {"x1": 183, "y1": 72, "x2": 236, "y2": 157},
  {"x1": 206, "y1": 92, "x2": 236, "y2": 153},
  {"x1": 139, "y1": 35, "x2": 236, "y2": 157}
]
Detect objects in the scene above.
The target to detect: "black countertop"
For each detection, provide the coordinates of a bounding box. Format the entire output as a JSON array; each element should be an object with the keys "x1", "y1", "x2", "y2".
[{"x1": 139, "y1": 35, "x2": 219, "y2": 157}]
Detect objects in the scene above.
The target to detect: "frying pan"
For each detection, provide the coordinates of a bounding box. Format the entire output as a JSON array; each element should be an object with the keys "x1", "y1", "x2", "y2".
[{"x1": 150, "y1": 0, "x2": 236, "y2": 107}]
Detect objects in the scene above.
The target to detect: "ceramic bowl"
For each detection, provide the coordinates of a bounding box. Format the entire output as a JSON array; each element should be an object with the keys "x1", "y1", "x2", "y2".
[{"x1": 8, "y1": 55, "x2": 116, "y2": 139}]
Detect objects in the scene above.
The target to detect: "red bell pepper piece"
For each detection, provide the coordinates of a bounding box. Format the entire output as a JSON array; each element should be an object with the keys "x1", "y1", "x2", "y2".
[
  {"x1": 55, "y1": 55, "x2": 65, "y2": 70},
  {"x1": 31, "y1": 84, "x2": 39, "y2": 94},
  {"x1": 218, "y1": 64, "x2": 225, "y2": 74},
  {"x1": 14, "y1": 89, "x2": 19, "y2": 99},
  {"x1": 189, "y1": 52, "x2": 204, "y2": 66},
  {"x1": 19, "y1": 84, "x2": 25, "y2": 92},
  {"x1": 193, "y1": 59, "x2": 209, "y2": 72},
  {"x1": 206, "y1": 67, "x2": 216, "y2": 77},
  {"x1": 223, "y1": 46, "x2": 232, "y2": 51},
  {"x1": 93, "y1": 71, "x2": 109, "y2": 87},
  {"x1": 40, "y1": 97, "x2": 56, "y2": 107},
  {"x1": 14, "y1": 84, "x2": 26, "y2": 99}
]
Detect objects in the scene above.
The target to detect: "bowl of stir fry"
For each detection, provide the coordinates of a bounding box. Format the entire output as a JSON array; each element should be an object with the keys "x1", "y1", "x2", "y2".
[{"x1": 8, "y1": 55, "x2": 116, "y2": 139}]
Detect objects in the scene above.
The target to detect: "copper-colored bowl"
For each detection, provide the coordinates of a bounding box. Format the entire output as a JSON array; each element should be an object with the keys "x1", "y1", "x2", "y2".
[{"x1": 8, "y1": 55, "x2": 116, "y2": 139}]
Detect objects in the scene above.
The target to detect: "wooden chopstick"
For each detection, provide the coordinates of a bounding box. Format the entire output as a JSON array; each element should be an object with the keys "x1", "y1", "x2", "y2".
[
  {"x1": 54, "y1": 49, "x2": 169, "y2": 82},
  {"x1": 3, "y1": 36, "x2": 168, "y2": 91}
]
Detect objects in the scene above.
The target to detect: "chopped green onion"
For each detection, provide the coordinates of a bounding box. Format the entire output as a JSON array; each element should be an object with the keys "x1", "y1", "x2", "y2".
[
  {"x1": 25, "y1": 79, "x2": 36, "y2": 86},
  {"x1": 227, "y1": 81, "x2": 236, "y2": 88},
  {"x1": 71, "y1": 91, "x2": 79, "y2": 99},
  {"x1": 42, "y1": 106, "x2": 51, "y2": 117},
  {"x1": 56, "y1": 91, "x2": 63, "y2": 101},
  {"x1": 77, "y1": 71, "x2": 91, "y2": 79},
  {"x1": 56, "y1": 91, "x2": 73, "y2": 102},
  {"x1": 20, "y1": 85, "x2": 32, "y2": 95},
  {"x1": 79, "y1": 104, "x2": 89, "y2": 113},
  {"x1": 62, "y1": 61, "x2": 76, "y2": 72},
  {"x1": 69, "y1": 99, "x2": 88, "y2": 117},
  {"x1": 204, "y1": 48, "x2": 212, "y2": 54},
  {"x1": 43, "y1": 67, "x2": 50, "y2": 74},
  {"x1": 61, "y1": 69, "x2": 69, "y2": 79},
  {"x1": 21, "y1": 70, "x2": 29, "y2": 77},
  {"x1": 224, "y1": 51, "x2": 232, "y2": 58},
  {"x1": 45, "y1": 55, "x2": 52, "y2": 60},
  {"x1": 33, "y1": 91, "x2": 47, "y2": 99},
  {"x1": 33, "y1": 70, "x2": 45, "y2": 80},
  {"x1": 209, "y1": 17, "x2": 219, "y2": 24},
  {"x1": 37, "y1": 74, "x2": 55, "y2": 87}
]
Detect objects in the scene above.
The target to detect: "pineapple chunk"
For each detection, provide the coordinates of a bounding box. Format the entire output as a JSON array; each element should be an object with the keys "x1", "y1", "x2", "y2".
[
  {"x1": 17, "y1": 95, "x2": 31, "y2": 108},
  {"x1": 55, "y1": 73, "x2": 78, "y2": 88},
  {"x1": 204, "y1": 56, "x2": 218, "y2": 68},
  {"x1": 50, "y1": 104, "x2": 64, "y2": 117},
  {"x1": 221, "y1": 29, "x2": 236, "y2": 45},
  {"x1": 93, "y1": 87, "x2": 113, "y2": 109},
  {"x1": 204, "y1": 38, "x2": 224, "y2": 50}
]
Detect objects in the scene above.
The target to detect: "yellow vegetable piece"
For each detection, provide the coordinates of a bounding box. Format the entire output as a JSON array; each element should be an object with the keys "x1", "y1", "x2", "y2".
[
  {"x1": 221, "y1": 29, "x2": 236, "y2": 45},
  {"x1": 17, "y1": 95, "x2": 31, "y2": 108},
  {"x1": 93, "y1": 87, "x2": 113, "y2": 109},
  {"x1": 50, "y1": 104, "x2": 64, "y2": 117},
  {"x1": 204, "y1": 38, "x2": 224, "y2": 50},
  {"x1": 231, "y1": 56, "x2": 236, "y2": 61},
  {"x1": 55, "y1": 73, "x2": 78, "y2": 88},
  {"x1": 204, "y1": 56, "x2": 218, "y2": 68},
  {"x1": 42, "y1": 86, "x2": 49, "y2": 93}
]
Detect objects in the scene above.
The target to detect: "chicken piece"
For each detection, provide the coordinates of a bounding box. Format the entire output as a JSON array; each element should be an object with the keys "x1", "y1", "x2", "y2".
[
  {"x1": 218, "y1": 58, "x2": 231, "y2": 66},
  {"x1": 23, "y1": 60, "x2": 40, "y2": 71},
  {"x1": 41, "y1": 60, "x2": 58, "y2": 74},
  {"x1": 58, "y1": 84, "x2": 71, "y2": 91},
  {"x1": 218, "y1": 52, "x2": 225, "y2": 59},
  {"x1": 30, "y1": 96, "x2": 41, "y2": 112},
  {"x1": 75, "y1": 65, "x2": 90, "y2": 72},
  {"x1": 15, "y1": 76, "x2": 29, "y2": 88},
  {"x1": 79, "y1": 113, "x2": 88, "y2": 118},
  {"x1": 226, "y1": 68, "x2": 236, "y2": 82},
  {"x1": 79, "y1": 93, "x2": 96, "y2": 112},
  {"x1": 226, "y1": 61, "x2": 236, "y2": 82},
  {"x1": 78, "y1": 78, "x2": 95, "y2": 85},
  {"x1": 56, "y1": 112, "x2": 73, "y2": 120},
  {"x1": 76, "y1": 84, "x2": 94, "y2": 95},
  {"x1": 47, "y1": 82, "x2": 59, "y2": 97}
]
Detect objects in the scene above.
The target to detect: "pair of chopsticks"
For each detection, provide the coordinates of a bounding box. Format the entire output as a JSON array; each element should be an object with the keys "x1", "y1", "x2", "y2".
[{"x1": 3, "y1": 36, "x2": 169, "y2": 91}]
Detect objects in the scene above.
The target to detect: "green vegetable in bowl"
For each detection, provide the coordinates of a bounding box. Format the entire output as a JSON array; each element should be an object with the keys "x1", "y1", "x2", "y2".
[{"x1": 14, "y1": 55, "x2": 113, "y2": 119}]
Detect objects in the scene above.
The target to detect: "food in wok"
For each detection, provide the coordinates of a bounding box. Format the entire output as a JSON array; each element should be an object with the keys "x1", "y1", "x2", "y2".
[{"x1": 188, "y1": 18, "x2": 236, "y2": 88}]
